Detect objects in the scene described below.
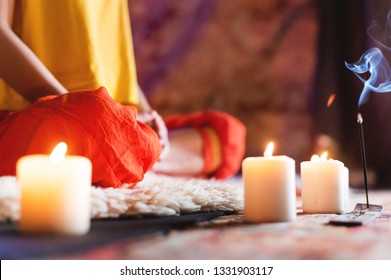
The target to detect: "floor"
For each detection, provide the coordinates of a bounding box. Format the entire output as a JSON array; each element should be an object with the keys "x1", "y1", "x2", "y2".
[{"x1": 2, "y1": 188, "x2": 391, "y2": 260}]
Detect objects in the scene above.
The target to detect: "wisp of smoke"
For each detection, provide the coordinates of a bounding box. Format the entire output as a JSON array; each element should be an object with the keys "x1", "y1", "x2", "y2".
[
  {"x1": 346, "y1": 10, "x2": 391, "y2": 108},
  {"x1": 345, "y1": 47, "x2": 391, "y2": 107}
]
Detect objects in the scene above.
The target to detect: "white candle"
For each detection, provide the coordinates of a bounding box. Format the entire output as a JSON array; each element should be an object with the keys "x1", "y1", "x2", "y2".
[
  {"x1": 300, "y1": 152, "x2": 349, "y2": 214},
  {"x1": 243, "y1": 142, "x2": 296, "y2": 223},
  {"x1": 17, "y1": 142, "x2": 92, "y2": 235}
]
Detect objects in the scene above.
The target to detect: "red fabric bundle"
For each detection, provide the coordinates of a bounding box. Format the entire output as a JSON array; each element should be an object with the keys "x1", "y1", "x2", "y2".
[
  {"x1": 164, "y1": 110, "x2": 246, "y2": 179},
  {"x1": 0, "y1": 87, "x2": 161, "y2": 188}
]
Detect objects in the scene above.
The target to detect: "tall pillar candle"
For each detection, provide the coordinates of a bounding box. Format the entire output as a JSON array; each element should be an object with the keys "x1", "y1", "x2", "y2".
[
  {"x1": 300, "y1": 152, "x2": 349, "y2": 214},
  {"x1": 17, "y1": 142, "x2": 92, "y2": 235},
  {"x1": 243, "y1": 142, "x2": 296, "y2": 223}
]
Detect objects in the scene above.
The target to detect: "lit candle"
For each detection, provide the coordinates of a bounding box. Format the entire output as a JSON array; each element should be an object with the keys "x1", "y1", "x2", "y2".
[
  {"x1": 243, "y1": 142, "x2": 296, "y2": 223},
  {"x1": 17, "y1": 142, "x2": 92, "y2": 235},
  {"x1": 300, "y1": 152, "x2": 349, "y2": 214}
]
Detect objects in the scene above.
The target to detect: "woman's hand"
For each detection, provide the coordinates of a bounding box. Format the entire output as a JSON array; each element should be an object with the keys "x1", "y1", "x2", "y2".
[
  {"x1": 136, "y1": 86, "x2": 170, "y2": 160},
  {"x1": 137, "y1": 110, "x2": 170, "y2": 160}
]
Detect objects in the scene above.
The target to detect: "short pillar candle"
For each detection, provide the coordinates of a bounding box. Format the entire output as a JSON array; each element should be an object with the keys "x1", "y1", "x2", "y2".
[
  {"x1": 300, "y1": 152, "x2": 349, "y2": 214},
  {"x1": 243, "y1": 142, "x2": 297, "y2": 223},
  {"x1": 17, "y1": 142, "x2": 92, "y2": 235}
]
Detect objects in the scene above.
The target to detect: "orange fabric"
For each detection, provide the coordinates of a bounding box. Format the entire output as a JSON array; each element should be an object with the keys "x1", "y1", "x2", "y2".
[
  {"x1": 165, "y1": 111, "x2": 246, "y2": 179},
  {"x1": 0, "y1": 87, "x2": 161, "y2": 188}
]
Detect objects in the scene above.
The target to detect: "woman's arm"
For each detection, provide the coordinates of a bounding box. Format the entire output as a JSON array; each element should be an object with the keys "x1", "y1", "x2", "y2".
[{"x1": 0, "y1": 0, "x2": 67, "y2": 103}]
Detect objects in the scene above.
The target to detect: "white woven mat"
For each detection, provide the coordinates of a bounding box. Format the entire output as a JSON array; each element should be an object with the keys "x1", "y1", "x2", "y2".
[{"x1": 0, "y1": 172, "x2": 244, "y2": 222}]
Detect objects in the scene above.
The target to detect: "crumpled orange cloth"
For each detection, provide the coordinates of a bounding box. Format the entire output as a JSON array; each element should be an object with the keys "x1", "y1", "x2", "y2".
[
  {"x1": 0, "y1": 87, "x2": 161, "y2": 188},
  {"x1": 164, "y1": 110, "x2": 246, "y2": 179}
]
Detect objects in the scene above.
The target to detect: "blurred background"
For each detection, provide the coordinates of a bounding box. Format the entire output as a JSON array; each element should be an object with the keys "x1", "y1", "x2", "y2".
[{"x1": 129, "y1": 0, "x2": 391, "y2": 187}]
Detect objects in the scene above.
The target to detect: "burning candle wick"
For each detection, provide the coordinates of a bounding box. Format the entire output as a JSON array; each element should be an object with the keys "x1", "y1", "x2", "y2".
[{"x1": 357, "y1": 112, "x2": 369, "y2": 208}]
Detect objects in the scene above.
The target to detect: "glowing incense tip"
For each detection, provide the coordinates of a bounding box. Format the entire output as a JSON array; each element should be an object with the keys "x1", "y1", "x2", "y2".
[{"x1": 357, "y1": 113, "x2": 363, "y2": 124}]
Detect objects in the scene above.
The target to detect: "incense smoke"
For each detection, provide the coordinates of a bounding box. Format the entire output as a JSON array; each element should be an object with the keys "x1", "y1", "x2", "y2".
[
  {"x1": 345, "y1": 10, "x2": 391, "y2": 108},
  {"x1": 367, "y1": 10, "x2": 391, "y2": 50},
  {"x1": 345, "y1": 48, "x2": 391, "y2": 107}
]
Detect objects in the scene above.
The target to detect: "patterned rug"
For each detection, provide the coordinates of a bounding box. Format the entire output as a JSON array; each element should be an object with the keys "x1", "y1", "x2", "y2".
[{"x1": 108, "y1": 190, "x2": 391, "y2": 260}]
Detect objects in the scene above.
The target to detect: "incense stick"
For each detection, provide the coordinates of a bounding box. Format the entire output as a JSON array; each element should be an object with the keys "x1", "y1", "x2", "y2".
[{"x1": 357, "y1": 113, "x2": 370, "y2": 208}]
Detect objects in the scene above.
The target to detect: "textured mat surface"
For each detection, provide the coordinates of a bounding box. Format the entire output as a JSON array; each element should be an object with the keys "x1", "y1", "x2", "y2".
[{"x1": 0, "y1": 172, "x2": 243, "y2": 222}]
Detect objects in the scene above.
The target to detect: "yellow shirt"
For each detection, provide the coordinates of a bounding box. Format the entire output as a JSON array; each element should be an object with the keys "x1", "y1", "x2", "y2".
[{"x1": 0, "y1": 0, "x2": 138, "y2": 110}]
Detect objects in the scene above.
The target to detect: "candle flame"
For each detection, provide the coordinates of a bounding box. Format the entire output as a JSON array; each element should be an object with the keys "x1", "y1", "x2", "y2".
[
  {"x1": 320, "y1": 151, "x2": 328, "y2": 160},
  {"x1": 310, "y1": 151, "x2": 328, "y2": 161},
  {"x1": 327, "y1": 93, "x2": 336, "y2": 107},
  {"x1": 264, "y1": 142, "x2": 274, "y2": 157},
  {"x1": 50, "y1": 142, "x2": 67, "y2": 163},
  {"x1": 310, "y1": 154, "x2": 320, "y2": 161}
]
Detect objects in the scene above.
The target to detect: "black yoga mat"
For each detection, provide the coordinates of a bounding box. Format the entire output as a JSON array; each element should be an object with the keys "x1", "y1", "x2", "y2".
[{"x1": 0, "y1": 211, "x2": 227, "y2": 259}]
